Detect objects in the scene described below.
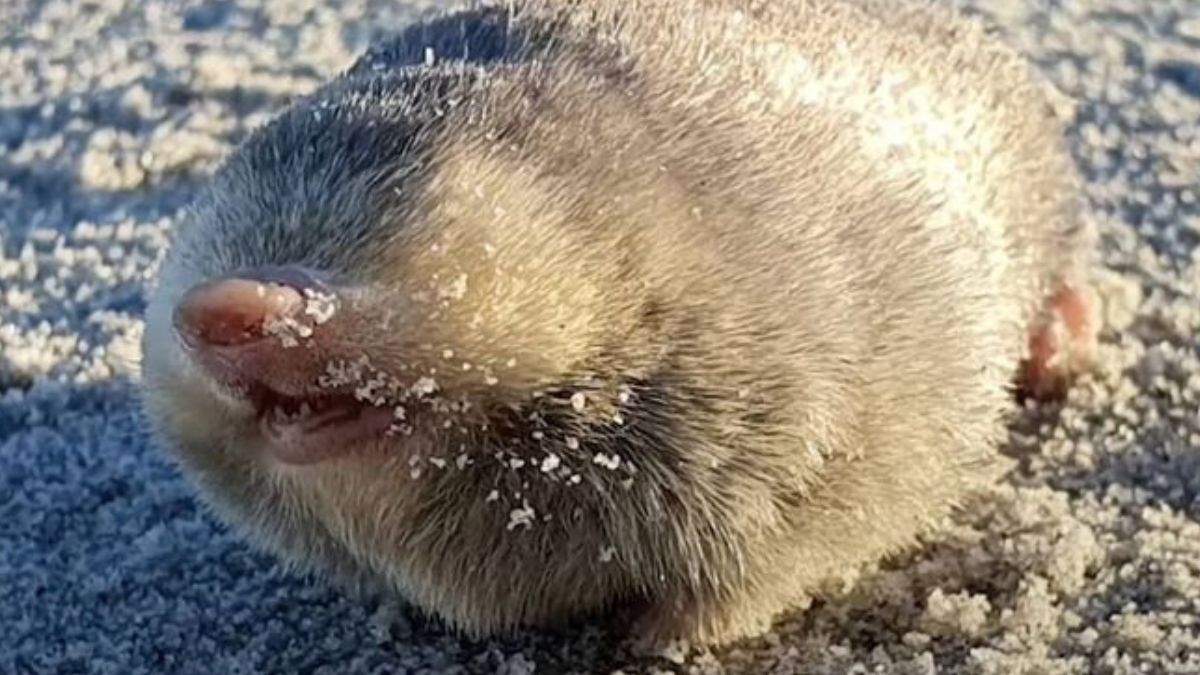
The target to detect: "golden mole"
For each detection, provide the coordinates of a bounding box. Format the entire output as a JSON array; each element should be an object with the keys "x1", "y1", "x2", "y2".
[{"x1": 140, "y1": 0, "x2": 1098, "y2": 651}]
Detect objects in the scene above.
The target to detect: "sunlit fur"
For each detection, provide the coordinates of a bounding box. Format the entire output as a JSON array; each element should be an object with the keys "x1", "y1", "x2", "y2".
[{"x1": 140, "y1": 0, "x2": 1092, "y2": 648}]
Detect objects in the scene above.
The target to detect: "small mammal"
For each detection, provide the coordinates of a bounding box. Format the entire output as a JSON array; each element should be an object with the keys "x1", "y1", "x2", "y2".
[{"x1": 140, "y1": 0, "x2": 1098, "y2": 651}]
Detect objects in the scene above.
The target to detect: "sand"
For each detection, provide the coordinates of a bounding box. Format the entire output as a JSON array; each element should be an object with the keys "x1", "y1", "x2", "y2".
[{"x1": 2, "y1": 0, "x2": 1199, "y2": 673}]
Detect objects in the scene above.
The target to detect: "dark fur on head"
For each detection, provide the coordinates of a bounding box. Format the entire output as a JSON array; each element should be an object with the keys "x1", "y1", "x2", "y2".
[{"x1": 141, "y1": 0, "x2": 1093, "y2": 648}]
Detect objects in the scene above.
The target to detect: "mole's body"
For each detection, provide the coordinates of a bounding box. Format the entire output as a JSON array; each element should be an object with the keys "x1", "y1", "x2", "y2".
[{"x1": 140, "y1": 0, "x2": 1097, "y2": 649}]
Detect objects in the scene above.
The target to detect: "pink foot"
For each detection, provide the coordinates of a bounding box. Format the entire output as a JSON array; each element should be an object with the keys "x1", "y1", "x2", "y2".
[{"x1": 1018, "y1": 283, "x2": 1099, "y2": 400}]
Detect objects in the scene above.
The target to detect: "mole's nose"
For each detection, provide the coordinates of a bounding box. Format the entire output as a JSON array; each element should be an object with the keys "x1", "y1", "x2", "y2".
[{"x1": 172, "y1": 266, "x2": 323, "y2": 349}]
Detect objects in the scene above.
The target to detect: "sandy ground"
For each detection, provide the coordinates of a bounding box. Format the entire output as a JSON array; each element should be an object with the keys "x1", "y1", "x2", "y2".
[{"x1": 2, "y1": 0, "x2": 1200, "y2": 673}]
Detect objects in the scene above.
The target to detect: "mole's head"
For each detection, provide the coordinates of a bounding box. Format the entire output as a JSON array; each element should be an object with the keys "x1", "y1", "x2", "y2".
[{"x1": 139, "y1": 66, "x2": 686, "y2": 579}]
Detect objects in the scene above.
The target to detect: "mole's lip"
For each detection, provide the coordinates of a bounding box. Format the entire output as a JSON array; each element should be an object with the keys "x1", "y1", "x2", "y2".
[
  {"x1": 185, "y1": 369, "x2": 399, "y2": 466},
  {"x1": 252, "y1": 386, "x2": 397, "y2": 465},
  {"x1": 179, "y1": 337, "x2": 400, "y2": 466}
]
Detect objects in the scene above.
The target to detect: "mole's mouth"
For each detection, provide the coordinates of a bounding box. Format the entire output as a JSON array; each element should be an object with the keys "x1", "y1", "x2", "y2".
[{"x1": 248, "y1": 386, "x2": 397, "y2": 465}]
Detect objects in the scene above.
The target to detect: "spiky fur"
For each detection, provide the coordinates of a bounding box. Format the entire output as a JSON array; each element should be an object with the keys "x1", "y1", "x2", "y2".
[{"x1": 140, "y1": 0, "x2": 1091, "y2": 648}]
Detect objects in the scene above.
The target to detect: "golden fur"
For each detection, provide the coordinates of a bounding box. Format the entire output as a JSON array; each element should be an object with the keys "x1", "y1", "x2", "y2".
[{"x1": 140, "y1": 0, "x2": 1093, "y2": 650}]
